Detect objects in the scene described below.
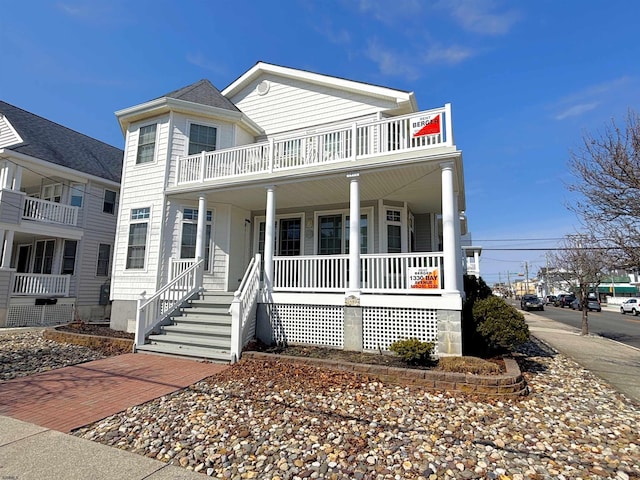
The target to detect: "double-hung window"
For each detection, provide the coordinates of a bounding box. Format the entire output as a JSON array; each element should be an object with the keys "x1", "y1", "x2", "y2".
[
  {"x1": 386, "y1": 209, "x2": 402, "y2": 253},
  {"x1": 188, "y1": 124, "x2": 217, "y2": 155},
  {"x1": 61, "y1": 240, "x2": 77, "y2": 275},
  {"x1": 70, "y1": 183, "x2": 84, "y2": 207},
  {"x1": 136, "y1": 124, "x2": 157, "y2": 164},
  {"x1": 317, "y1": 211, "x2": 369, "y2": 255},
  {"x1": 96, "y1": 243, "x2": 111, "y2": 276},
  {"x1": 126, "y1": 207, "x2": 150, "y2": 269},
  {"x1": 103, "y1": 190, "x2": 117, "y2": 214}
]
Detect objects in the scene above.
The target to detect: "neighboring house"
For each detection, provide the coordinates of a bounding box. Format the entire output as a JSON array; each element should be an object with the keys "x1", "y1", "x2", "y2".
[
  {"x1": 110, "y1": 62, "x2": 476, "y2": 360},
  {"x1": 0, "y1": 101, "x2": 122, "y2": 327}
]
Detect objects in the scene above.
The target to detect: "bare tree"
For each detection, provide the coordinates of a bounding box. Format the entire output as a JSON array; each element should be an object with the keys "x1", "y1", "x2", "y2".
[
  {"x1": 549, "y1": 234, "x2": 612, "y2": 335},
  {"x1": 568, "y1": 110, "x2": 640, "y2": 268}
]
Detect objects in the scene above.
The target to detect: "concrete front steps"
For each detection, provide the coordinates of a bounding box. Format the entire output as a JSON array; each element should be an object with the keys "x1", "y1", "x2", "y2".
[{"x1": 136, "y1": 291, "x2": 234, "y2": 362}]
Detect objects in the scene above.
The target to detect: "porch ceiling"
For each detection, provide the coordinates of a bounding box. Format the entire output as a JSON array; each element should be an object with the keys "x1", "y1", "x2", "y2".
[{"x1": 170, "y1": 159, "x2": 464, "y2": 215}]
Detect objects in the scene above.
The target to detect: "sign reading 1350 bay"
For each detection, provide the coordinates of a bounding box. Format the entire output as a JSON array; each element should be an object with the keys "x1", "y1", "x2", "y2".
[{"x1": 407, "y1": 267, "x2": 440, "y2": 289}]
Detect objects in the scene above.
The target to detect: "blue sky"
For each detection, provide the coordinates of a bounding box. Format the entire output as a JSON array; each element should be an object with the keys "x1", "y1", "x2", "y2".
[{"x1": 2, "y1": 0, "x2": 639, "y2": 284}]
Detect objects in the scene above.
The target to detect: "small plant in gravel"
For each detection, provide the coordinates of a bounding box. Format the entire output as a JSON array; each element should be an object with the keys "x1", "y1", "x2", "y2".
[{"x1": 389, "y1": 338, "x2": 435, "y2": 366}]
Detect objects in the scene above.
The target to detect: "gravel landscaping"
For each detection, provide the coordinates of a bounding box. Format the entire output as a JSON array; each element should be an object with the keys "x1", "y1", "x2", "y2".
[{"x1": 2, "y1": 329, "x2": 639, "y2": 479}]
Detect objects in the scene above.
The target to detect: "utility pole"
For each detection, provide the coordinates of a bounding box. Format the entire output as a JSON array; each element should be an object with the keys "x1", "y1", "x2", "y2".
[{"x1": 524, "y1": 261, "x2": 530, "y2": 295}]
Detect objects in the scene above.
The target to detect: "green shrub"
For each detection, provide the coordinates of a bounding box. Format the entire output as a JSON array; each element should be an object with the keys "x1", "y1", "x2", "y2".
[
  {"x1": 472, "y1": 296, "x2": 530, "y2": 353},
  {"x1": 462, "y1": 274, "x2": 494, "y2": 356},
  {"x1": 389, "y1": 338, "x2": 435, "y2": 365}
]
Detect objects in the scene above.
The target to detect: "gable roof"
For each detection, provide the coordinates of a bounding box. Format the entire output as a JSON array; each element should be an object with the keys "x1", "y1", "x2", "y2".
[
  {"x1": 162, "y1": 79, "x2": 240, "y2": 113},
  {"x1": 222, "y1": 62, "x2": 418, "y2": 112},
  {"x1": 0, "y1": 101, "x2": 123, "y2": 183}
]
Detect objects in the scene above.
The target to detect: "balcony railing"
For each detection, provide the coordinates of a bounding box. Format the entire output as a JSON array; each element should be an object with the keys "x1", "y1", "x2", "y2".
[
  {"x1": 176, "y1": 105, "x2": 452, "y2": 185},
  {"x1": 273, "y1": 253, "x2": 444, "y2": 294},
  {"x1": 22, "y1": 197, "x2": 79, "y2": 227},
  {"x1": 12, "y1": 273, "x2": 71, "y2": 296}
]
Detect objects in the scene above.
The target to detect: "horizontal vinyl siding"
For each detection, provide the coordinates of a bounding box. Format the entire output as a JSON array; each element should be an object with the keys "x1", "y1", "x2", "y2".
[
  {"x1": 230, "y1": 73, "x2": 398, "y2": 136},
  {"x1": 0, "y1": 116, "x2": 20, "y2": 147},
  {"x1": 74, "y1": 181, "x2": 119, "y2": 306},
  {"x1": 111, "y1": 117, "x2": 169, "y2": 301}
]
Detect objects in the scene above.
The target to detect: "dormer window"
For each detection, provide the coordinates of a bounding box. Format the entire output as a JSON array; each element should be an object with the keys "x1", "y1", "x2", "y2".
[{"x1": 188, "y1": 124, "x2": 217, "y2": 155}]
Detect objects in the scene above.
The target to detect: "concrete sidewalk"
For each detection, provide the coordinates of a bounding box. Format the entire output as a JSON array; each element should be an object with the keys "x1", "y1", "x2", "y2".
[{"x1": 524, "y1": 311, "x2": 640, "y2": 404}]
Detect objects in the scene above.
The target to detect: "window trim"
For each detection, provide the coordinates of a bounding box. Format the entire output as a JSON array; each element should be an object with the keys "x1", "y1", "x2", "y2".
[
  {"x1": 187, "y1": 121, "x2": 219, "y2": 156},
  {"x1": 126, "y1": 207, "x2": 151, "y2": 270},
  {"x1": 69, "y1": 183, "x2": 84, "y2": 208},
  {"x1": 313, "y1": 207, "x2": 374, "y2": 255},
  {"x1": 96, "y1": 243, "x2": 112, "y2": 277},
  {"x1": 252, "y1": 213, "x2": 306, "y2": 257},
  {"x1": 103, "y1": 189, "x2": 117, "y2": 214},
  {"x1": 135, "y1": 123, "x2": 158, "y2": 165}
]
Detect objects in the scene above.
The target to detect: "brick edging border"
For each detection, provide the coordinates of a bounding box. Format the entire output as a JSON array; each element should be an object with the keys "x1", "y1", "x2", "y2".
[
  {"x1": 242, "y1": 351, "x2": 527, "y2": 397},
  {"x1": 43, "y1": 327, "x2": 134, "y2": 352}
]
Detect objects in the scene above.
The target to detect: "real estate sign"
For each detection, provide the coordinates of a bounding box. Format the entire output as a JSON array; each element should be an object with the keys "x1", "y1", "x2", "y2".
[
  {"x1": 411, "y1": 113, "x2": 441, "y2": 137},
  {"x1": 408, "y1": 266, "x2": 440, "y2": 289}
]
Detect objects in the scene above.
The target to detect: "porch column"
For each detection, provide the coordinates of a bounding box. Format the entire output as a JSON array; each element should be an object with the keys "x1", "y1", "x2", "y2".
[
  {"x1": 473, "y1": 250, "x2": 480, "y2": 278},
  {"x1": 453, "y1": 193, "x2": 464, "y2": 295},
  {"x1": 12, "y1": 165, "x2": 22, "y2": 191},
  {"x1": 441, "y1": 162, "x2": 460, "y2": 295},
  {"x1": 347, "y1": 172, "x2": 361, "y2": 300},
  {"x1": 195, "y1": 196, "x2": 207, "y2": 290},
  {"x1": 344, "y1": 173, "x2": 363, "y2": 352},
  {"x1": 264, "y1": 186, "x2": 276, "y2": 294},
  {"x1": 1, "y1": 230, "x2": 14, "y2": 269},
  {"x1": 2, "y1": 162, "x2": 14, "y2": 190}
]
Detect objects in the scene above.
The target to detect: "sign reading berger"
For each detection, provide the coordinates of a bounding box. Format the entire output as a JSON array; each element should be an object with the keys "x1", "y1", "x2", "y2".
[
  {"x1": 411, "y1": 113, "x2": 441, "y2": 137},
  {"x1": 408, "y1": 266, "x2": 440, "y2": 289}
]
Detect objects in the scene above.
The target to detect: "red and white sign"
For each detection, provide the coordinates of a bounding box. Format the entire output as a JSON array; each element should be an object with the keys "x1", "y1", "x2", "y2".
[
  {"x1": 411, "y1": 113, "x2": 441, "y2": 137},
  {"x1": 408, "y1": 267, "x2": 440, "y2": 289}
]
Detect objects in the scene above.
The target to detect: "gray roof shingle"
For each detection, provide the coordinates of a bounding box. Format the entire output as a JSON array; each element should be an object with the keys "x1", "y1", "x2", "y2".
[
  {"x1": 162, "y1": 79, "x2": 240, "y2": 112},
  {"x1": 0, "y1": 101, "x2": 123, "y2": 183}
]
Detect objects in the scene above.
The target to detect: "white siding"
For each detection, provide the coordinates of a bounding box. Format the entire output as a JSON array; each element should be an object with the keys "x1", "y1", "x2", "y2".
[
  {"x1": 111, "y1": 116, "x2": 170, "y2": 301},
  {"x1": 229, "y1": 73, "x2": 399, "y2": 136},
  {"x1": 0, "y1": 116, "x2": 21, "y2": 147}
]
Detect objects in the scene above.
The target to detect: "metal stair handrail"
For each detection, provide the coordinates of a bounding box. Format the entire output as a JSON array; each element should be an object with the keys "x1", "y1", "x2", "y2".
[
  {"x1": 230, "y1": 254, "x2": 262, "y2": 362},
  {"x1": 134, "y1": 258, "x2": 204, "y2": 349}
]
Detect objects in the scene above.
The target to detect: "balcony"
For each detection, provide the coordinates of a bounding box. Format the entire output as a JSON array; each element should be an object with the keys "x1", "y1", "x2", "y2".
[
  {"x1": 175, "y1": 105, "x2": 452, "y2": 186},
  {"x1": 22, "y1": 197, "x2": 79, "y2": 227}
]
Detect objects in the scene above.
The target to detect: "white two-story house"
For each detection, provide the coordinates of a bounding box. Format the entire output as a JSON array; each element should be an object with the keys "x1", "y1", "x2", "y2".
[
  {"x1": 0, "y1": 101, "x2": 122, "y2": 327},
  {"x1": 110, "y1": 62, "x2": 473, "y2": 361}
]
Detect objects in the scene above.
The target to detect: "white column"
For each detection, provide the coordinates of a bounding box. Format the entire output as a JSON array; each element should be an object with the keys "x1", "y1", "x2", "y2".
[
  {"x1": 264, "y1": 186, "x2": 276, "y2": 293},
  {"x1": 12, "y1": 165, "x2": 23, "y2": 191},
  {"x1": 347, "y1": 173, "x2": 361, "y2": 300},
  {"x1": 195, "y1": 196, "x2": 207, "y2": 261},
  {"x1": 1, "y1": 230, "x2": 14, "y2": 269},
  {"x1": 2, "y1": 163, "x2": 14, "y2": 190},
  {"x1": 474, "y1": 250, "x2": 480, "y2": 278},
  {"x1": 441, "y1": 162, "x2": 460, "y2": 294},
  {"x1": 453, "y1": 193, "x2": 464, "y2": 294}
]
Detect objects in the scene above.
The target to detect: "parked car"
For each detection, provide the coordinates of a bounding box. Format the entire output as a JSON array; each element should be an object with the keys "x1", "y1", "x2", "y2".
[
  {"x1": 545, "y1": 295, "x2": 557, "y2": 305},
  {"x1": 620, "y1": 298, "x2": 640, "y2": 315},
  {"x1": 569, "y1": 298, "x2": 602, "y2": 312},
  {"x1": 520, "y1": 294, "x2": 544, "y2": 311},
  {"x1": 554, "y1": 294, "x2": 576, "y2": 308}
]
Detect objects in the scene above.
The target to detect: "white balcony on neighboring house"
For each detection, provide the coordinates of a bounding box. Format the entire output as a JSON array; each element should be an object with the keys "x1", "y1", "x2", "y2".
[
  {"x1": 174, "y1": 106, "x2": 453, "y2": 187},
  {"x1": 22, "y1": 197, "x2": 79, "y2": 227},
  {"x1": 12, "y1": 273, "x2": 71, "y2": 296}
]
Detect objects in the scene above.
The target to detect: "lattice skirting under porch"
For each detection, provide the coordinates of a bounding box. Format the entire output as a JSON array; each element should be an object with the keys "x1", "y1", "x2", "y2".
[
  {"x1": 265, "y1": 304, "x2": 438, "y2": 353},
  {"x1": 362, "y1": 306, "x2": 438, "y2": 354},
  {"x1": 6, "y1": 303, "x2": 75, "y2": 328}
]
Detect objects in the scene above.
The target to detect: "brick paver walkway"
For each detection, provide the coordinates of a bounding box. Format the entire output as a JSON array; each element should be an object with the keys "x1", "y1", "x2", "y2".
[{"x1": 0, "y1": 353, "x2": 227, "y2": 432}]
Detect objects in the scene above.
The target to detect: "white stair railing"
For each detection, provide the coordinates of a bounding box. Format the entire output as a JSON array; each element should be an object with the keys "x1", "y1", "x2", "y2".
[
  {"x1": 134, "y1": 259, "x2": 204, "y2": 349},
  {"x1": 229, "y1": 254, "x2": 261, "y2": 362}
]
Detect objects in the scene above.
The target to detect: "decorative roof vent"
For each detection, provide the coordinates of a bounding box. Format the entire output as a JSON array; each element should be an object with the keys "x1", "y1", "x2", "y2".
[{"x1": 256, "y1": 80, "x2": 270, "y2": 96}]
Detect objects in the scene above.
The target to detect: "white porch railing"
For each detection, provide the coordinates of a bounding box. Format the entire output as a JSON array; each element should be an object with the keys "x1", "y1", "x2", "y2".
[
  {"x1": 229, "y1": 254, "x2": 261, "y2": 362},
  {"x1": 169, "y1": 258, "x2": 196, "y2": 281},
  {"x1": 135, "y1": 259, "x2": 204, "y2": 349},
  {"x1": 22, "y1": 197, "x2": 79, "y2": 226},
  {"x1": 176, "y1": 105, "x2": 452, "y2": 185},
  {"x1": 12, "y1": 273, "x2": 70, "y2": 296},
  {"x1": 273, "y1": 253, "x2": 444, "y2": 293}
]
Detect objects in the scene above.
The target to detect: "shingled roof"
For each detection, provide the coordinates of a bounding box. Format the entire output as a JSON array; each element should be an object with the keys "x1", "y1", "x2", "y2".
[
  {"x1": 162, "y1": 79, "x2": 240, "y2": 112},
  {"x1": 0, "y1": 101, "x2": 123, "y2": 183}
]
